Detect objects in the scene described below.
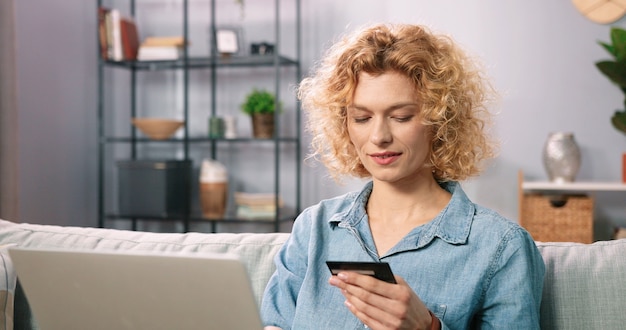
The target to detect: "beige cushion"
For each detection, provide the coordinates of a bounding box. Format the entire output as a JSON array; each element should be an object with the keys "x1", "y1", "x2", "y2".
[
  {"x1": 4, "y1": 219, "x2": 626, "y2": 330},
  {"x1": 0, "y1": 220, "x2": 288, "y2": 306}
]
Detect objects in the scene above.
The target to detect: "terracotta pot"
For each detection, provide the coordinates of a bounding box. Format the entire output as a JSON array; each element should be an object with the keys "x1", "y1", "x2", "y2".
[{"x1": 251, "y1": 113, "x2": 275, "y2": 138}]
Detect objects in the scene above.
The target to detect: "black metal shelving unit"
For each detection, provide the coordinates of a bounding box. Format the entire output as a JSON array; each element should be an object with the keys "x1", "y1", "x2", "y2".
[{"x1": 97, "y1": 0, "x2": 301, "y2": 233}]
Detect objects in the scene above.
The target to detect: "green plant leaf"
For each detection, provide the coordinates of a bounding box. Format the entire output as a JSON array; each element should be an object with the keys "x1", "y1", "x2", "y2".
[
  {"x1": 241, "y1": 89, "x2": 278, "y2": 115},
  {"x1": 598, "y1": 41, "x2": 616, "y2": 58},
  {"x1": 595, "y1": 61, "x2": 626, "y2": 88},
  {"x1": 598, "y1": 27, "x2": 626, "y2": 136},
  {"x1": 611, "y1": 110, "x2": 626, "y2": 135},
  {"x1": 610, "y1": 27, "x2": 626, "y2": 61}
]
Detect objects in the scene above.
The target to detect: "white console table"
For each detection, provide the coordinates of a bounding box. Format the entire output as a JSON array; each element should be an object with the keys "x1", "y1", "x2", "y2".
[
  {"x1": 518, "y1": 171, "x2": 626, "y2": 243},
  {"x1": 522, "y1": 181, "x2": 626, "y2": 193}
]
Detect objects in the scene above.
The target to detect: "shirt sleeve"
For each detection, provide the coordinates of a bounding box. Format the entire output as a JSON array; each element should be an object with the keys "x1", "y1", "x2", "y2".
[
  {"x1": 260, "y1": 210, "x2": 313, "y2": 329},
  {"x1": 476, "y1": 227, "x2": 545, "y2": 329}
]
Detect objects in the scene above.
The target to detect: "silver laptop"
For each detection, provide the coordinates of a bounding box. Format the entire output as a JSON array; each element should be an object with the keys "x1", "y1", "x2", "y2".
[{"x1": 9, "y1": 247, "x2": 264, "y2": 330}]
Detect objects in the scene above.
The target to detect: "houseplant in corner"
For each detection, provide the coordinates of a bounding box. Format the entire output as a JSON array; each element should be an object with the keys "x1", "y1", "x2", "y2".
[
  {"x1": 596, "y1": 26, "x2": 626, "y2": 182},
  {"x1": 241, "y1": 88, "x2": 279, "y2": 138},
  {"x1": 596, "y1": 26, "x2": 626, "y2": 134}
]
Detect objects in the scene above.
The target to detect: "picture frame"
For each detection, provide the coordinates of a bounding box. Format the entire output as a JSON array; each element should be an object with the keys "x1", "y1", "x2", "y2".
[{"x1": 213, "y1": 26, "x2": 243, "y2": 55}]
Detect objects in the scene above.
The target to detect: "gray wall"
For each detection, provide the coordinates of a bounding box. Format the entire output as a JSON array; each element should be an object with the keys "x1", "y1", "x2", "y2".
[
  {"x1": 0, "y1": 0, "x2": 19, "y2": 221},
  {"x1": 8, "y1": 0, "x2": 626, "y2": 238},
  {"x1": 13, "y1": 0, "x2": 98, "y2": 226}
]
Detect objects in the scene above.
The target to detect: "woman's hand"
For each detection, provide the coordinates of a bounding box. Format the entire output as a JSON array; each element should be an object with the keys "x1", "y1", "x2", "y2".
[{"x1": 329, "y1": 272, "x2": 434, "y2": 330}]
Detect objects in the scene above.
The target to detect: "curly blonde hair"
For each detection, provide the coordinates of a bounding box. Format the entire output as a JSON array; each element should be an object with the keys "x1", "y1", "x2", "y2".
[{"x1": 298, "y1": 23, "x2": 497, "y2": 182}]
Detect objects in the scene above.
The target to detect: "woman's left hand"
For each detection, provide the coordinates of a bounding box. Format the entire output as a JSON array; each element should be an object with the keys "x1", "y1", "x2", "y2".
[{"x1": 329, "y1": 272, "x2": 434, "y2": 330}]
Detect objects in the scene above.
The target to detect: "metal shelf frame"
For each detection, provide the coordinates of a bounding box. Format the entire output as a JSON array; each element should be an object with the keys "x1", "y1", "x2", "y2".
[{"x1": 96, "y1": 0, "x2": 302, "y2": 233}]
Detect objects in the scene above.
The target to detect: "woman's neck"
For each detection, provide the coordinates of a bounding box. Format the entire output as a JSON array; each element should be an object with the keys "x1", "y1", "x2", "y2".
[
  {"x1": 367, "y1": 175, "x2": 451, "y2": 226},
  {"x1": 366, "y1": 175, "x2": 452, "y2": 256}
]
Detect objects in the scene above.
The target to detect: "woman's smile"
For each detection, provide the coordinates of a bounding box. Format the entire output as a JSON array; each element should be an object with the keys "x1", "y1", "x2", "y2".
[{"x1": 369, "y1": 151, "x2": 402, "y2": 165}]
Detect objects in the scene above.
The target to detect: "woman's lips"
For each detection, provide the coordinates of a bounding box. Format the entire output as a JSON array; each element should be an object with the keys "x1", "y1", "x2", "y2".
[{"x1": 369, "y1": 152, "x2": 401, "y2": 165}]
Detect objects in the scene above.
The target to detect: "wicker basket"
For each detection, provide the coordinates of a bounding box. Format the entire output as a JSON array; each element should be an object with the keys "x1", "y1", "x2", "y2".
[{"x1": 519, "y1": 194, "x2": 593, "y2": 243}]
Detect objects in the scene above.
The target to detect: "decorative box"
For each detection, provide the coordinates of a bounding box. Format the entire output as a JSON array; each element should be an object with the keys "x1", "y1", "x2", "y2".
[
  {"x1": 117, "y1": 160, "x2": 192, "y2": 217},
  {"x1": 519, "y1": 193, "x2": 593, "y2": 243}
]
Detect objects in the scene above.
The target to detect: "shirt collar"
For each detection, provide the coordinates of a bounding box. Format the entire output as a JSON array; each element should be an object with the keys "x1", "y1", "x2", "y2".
[
  {"x1": 328, "y1": 180, "x2": 474, "y2": 247},
  {"x1": 422, "y1": 181, "x2": 473, "y2": 246}
]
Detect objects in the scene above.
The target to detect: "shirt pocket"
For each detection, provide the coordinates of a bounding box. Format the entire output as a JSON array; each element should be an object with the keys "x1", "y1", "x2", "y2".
[{"x1": 431, "y1": 304, "x2": 447, "y2": 322}]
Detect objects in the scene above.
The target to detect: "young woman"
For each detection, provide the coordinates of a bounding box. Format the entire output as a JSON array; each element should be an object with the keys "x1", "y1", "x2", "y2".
[{"x1": 261, "y1": 23, "x2": 545, "y2": 330}]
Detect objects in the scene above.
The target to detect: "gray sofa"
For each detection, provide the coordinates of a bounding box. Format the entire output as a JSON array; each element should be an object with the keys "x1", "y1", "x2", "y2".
[{"x1": 0, "y1": 219, "x2": 625, "y2": 330}]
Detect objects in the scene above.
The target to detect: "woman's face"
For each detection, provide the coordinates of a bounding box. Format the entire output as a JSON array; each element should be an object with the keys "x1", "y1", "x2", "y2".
[{"x1": 347, "y1": 71, "x2": 432, "y2": 185}]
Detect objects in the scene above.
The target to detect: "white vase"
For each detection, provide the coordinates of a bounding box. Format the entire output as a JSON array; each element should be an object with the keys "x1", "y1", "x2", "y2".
[{"x1": 542, "y1": 132, "x2": 581, "y2": 183}]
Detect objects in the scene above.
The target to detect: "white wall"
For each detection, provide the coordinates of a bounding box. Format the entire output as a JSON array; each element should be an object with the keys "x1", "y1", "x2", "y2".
[
  {"x1": 297, "y1": 1, "x2": 626, "y2": 240},
  {"x1": 11, "y1": 0, "x2": 626, "y2": 238}
]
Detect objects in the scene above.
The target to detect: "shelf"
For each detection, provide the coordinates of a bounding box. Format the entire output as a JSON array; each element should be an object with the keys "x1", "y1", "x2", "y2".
[
  {"x1": 518, "y1": 170, "x2": 624, "y2": 242},
  {"x1": 97, "y1": 0, "x2": 302, "y2": 233},
  {"x1": 104, "y1": 136, "x2": 300, "y2": 143},
  {"x1": 102, "y1": 54, "x2": 299, "y2": 71},
  {"x1": 522, "y1": 181, "x2": 626, "y2": 193}
]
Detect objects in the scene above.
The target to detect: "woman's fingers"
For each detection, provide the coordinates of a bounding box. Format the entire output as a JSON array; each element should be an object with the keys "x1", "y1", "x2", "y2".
[{"x1": 330, "y1": 272, "x2": 431, "y2": 330}]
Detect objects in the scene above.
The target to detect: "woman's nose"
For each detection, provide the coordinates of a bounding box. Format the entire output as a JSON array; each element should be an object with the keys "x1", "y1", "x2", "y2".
[{"x1": 370, "y1": 118, "x2": 392, "y2": 145}]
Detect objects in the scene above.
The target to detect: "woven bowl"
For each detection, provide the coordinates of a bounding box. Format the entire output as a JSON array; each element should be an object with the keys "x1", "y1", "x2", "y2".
[{"x1": 131, "y1": 118, "x2": 184, "y2": 140}]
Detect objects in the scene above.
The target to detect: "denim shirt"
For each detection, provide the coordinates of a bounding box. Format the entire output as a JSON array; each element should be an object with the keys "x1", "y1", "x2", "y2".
[{"x1": 261, "y1": 181, "x2": 545, "y2": 330}]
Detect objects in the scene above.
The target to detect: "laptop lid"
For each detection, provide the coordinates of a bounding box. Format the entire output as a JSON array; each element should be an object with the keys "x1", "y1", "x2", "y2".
[{"x1": 9, "y1": 247, "x2": 263, "y2": 330}]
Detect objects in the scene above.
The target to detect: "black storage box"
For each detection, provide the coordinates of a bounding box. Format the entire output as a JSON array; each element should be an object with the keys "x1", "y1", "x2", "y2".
[{"x1": 117, "y1": 160, "x2": 192, "y2": 217}]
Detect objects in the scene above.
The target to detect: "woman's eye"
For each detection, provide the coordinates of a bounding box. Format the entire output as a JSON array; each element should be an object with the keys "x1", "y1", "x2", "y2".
[
  {"x1": 393, "y1": 116, "x2": 413, "y2": 122},
  {"x1": 353, "y1": 117, "x2": 370, "y2": 123}
]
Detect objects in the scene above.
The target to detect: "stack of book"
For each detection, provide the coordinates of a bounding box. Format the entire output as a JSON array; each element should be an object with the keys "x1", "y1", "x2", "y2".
[
  {"x1": 137, "y1": 36, "x2": 186, "y2": 61},
  {"x1": 98, "y1": 7, "x2": 186, "y2": 62},
  {"x1": 234, "y1": 192, "x2": 284, "y2": 220},
  {"x1": 98, "y1": 7, "x2": 139, "y2": 61}
]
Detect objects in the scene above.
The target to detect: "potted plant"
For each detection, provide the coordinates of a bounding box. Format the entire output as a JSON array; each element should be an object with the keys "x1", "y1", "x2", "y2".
[
  {"x1": 596, "y1": 27, "x2": 626, "y2": 134},
  {"x1": 241, "y1": 88, "x2": 279, "y2": 138}
]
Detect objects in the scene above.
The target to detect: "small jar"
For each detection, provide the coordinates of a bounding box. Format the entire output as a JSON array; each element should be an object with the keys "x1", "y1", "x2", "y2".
[{"x1": 208, "y1": 117, "x2": 225, "y2": 138}]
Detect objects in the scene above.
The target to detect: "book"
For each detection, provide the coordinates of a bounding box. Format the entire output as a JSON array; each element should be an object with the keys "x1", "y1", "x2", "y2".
[
  {"x1": 120, "y1": 17, "x2": 139, "y2": 60},
  {"x1": 97, "y1": 7, "x2": 110, "y2": 60},
  {"x1": 104, "y1": 9, "x2": 114, "y2": 59},
  {"x1": 99, "y1": 8, "x2": 140, "y2": 61},
  {"x1": 236, "y1": 205, "x2": 277, "y2": 220},
  {"x1": 142, "y1": 36, "x2": 186, "y2": 48},
  {"x1": 137, "y1": 46, "x2": 181, "y2": 61},
  {"x1": 234, "y1": 192, "x2": 284, "y2": 207},
  {"x1": 136, "y1": 36, "x2": 187, "y2": 61},
  {"x1": 109, "y1": 9, "x2": 123, "y2": 61}
]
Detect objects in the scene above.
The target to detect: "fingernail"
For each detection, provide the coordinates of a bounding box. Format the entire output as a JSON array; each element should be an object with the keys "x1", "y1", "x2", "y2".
[
  {"x1": 338, "y1": 272, "x2": 348, "y2": 280},
  {"x1": 344, "y1": 300, "x2": 352, "y2": 308}
]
